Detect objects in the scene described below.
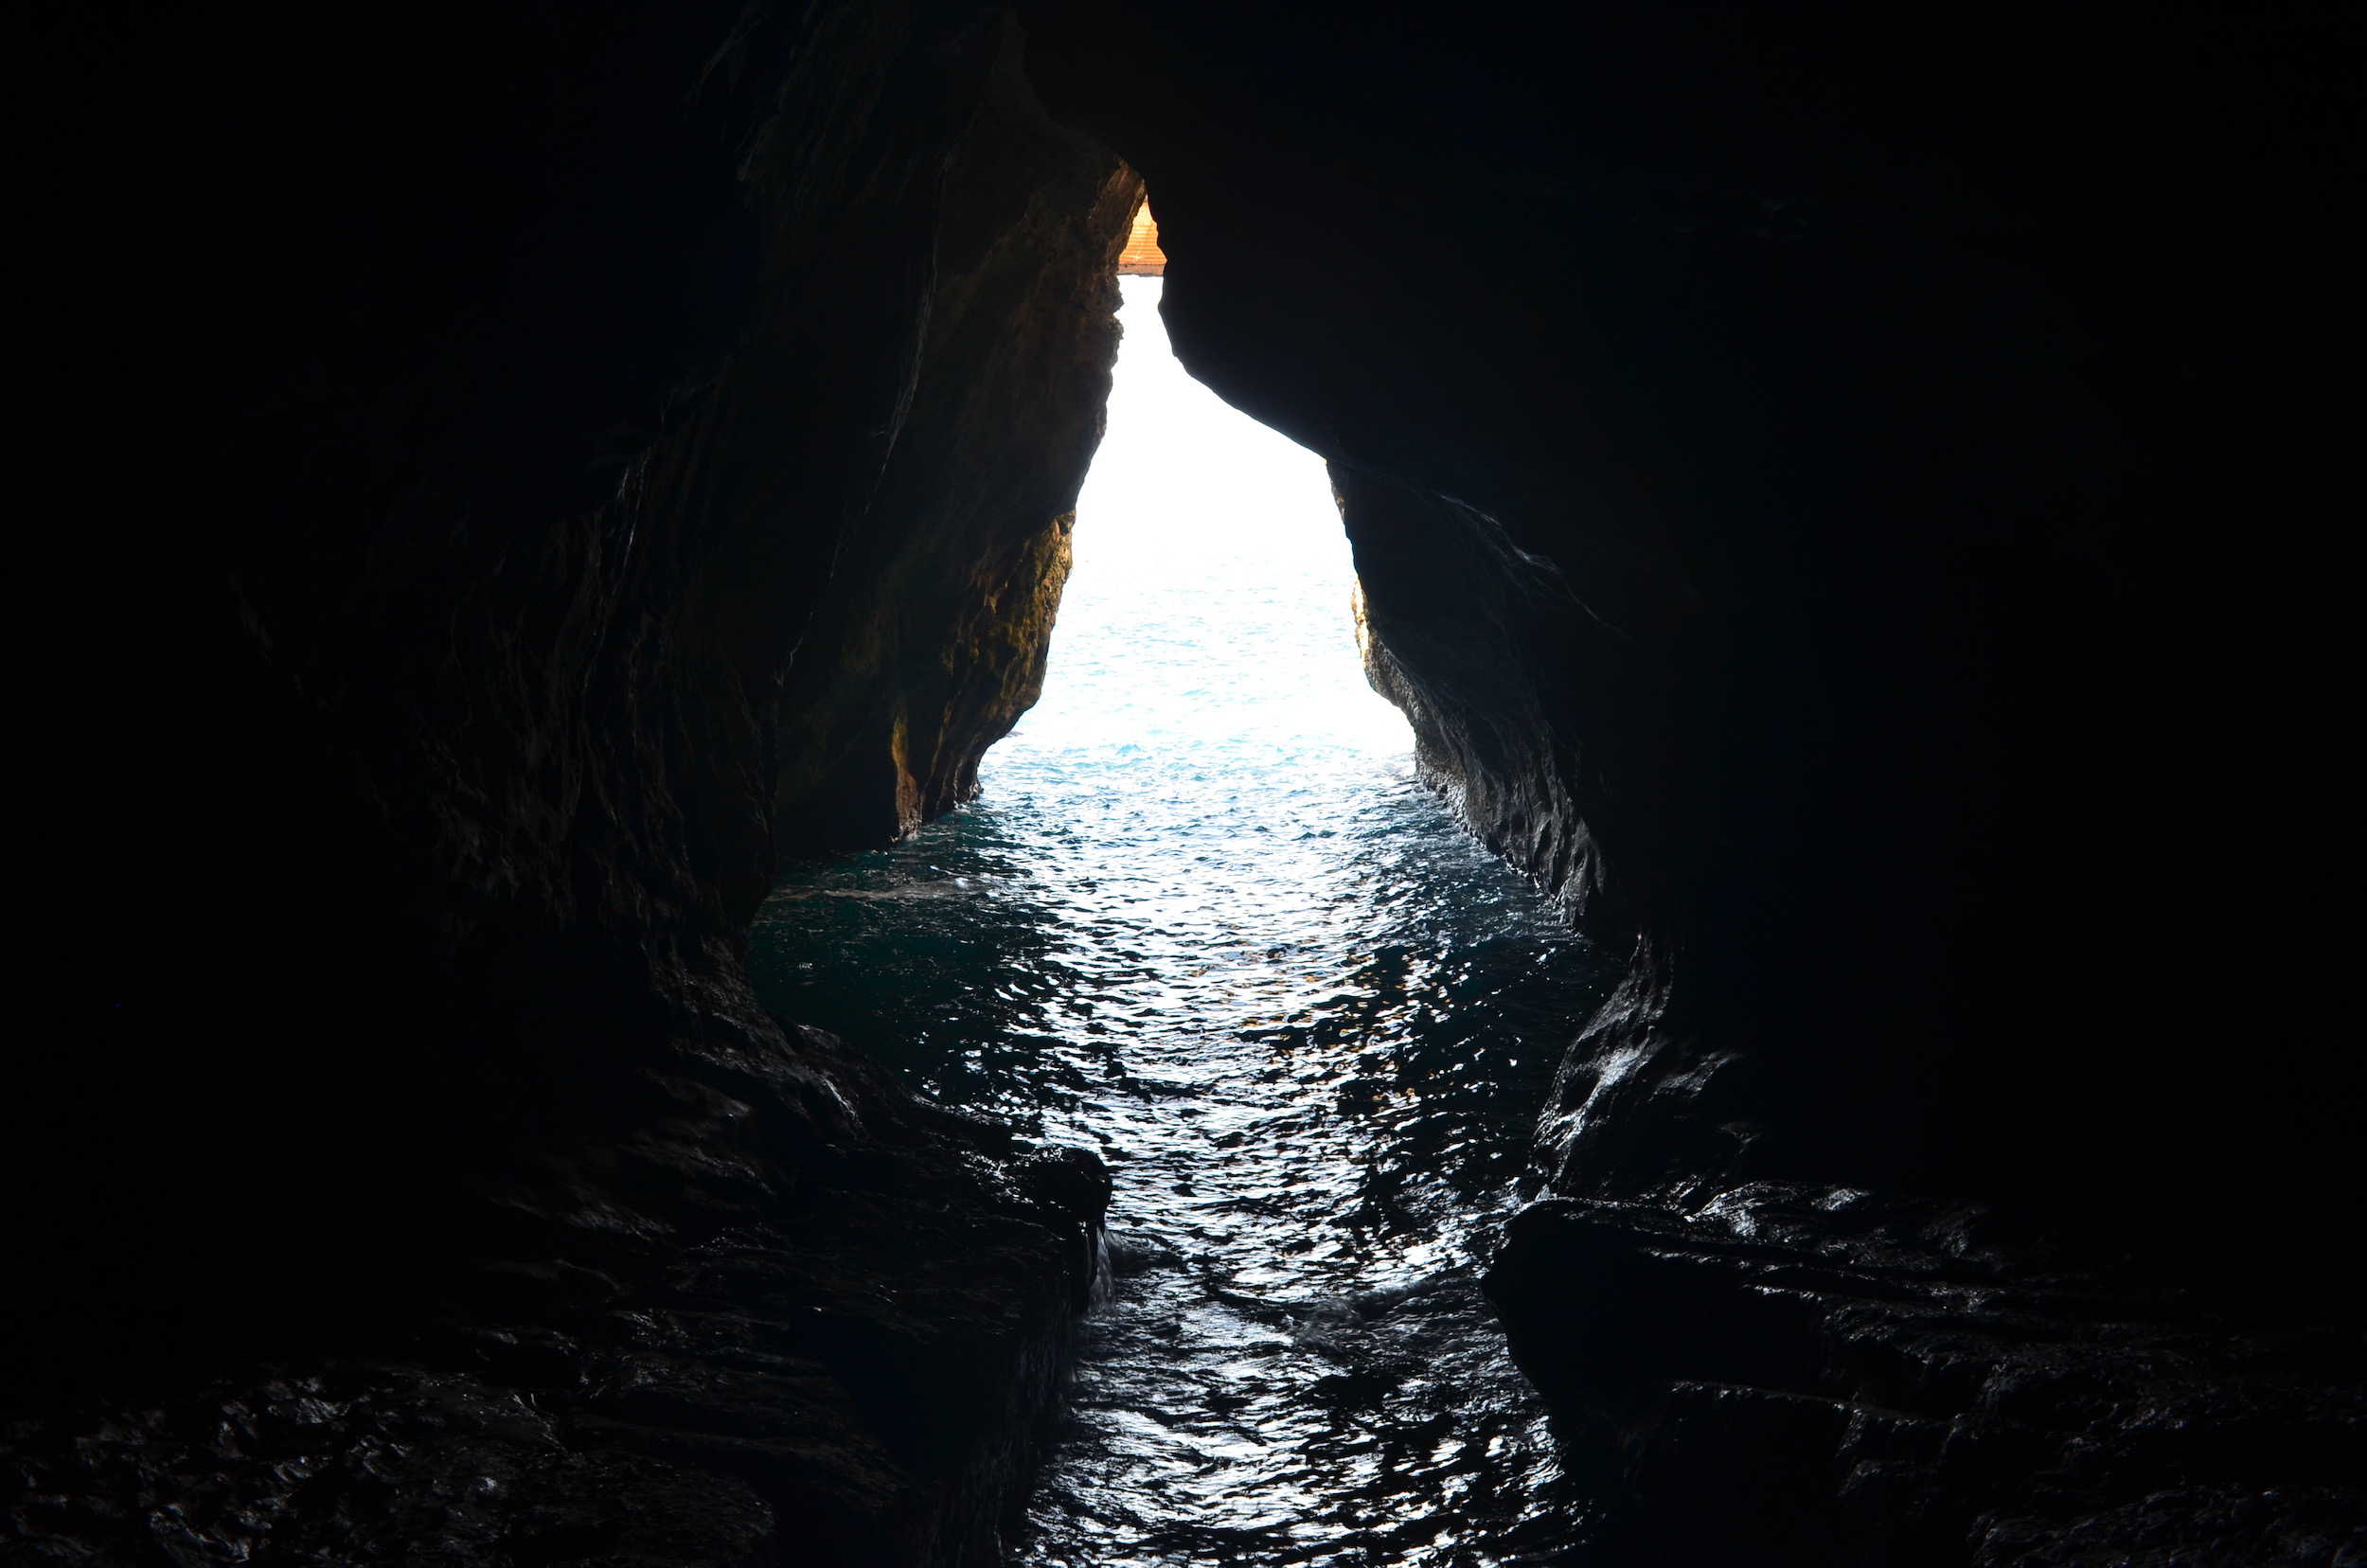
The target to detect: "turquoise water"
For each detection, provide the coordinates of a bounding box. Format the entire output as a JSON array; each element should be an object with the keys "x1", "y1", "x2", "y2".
[{"x1": 751, "y1": 277, "x2": 1596, "y2": 1564}]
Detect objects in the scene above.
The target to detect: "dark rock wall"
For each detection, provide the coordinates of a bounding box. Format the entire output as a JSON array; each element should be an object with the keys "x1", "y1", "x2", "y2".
[
  {"x1": 1483, "y1": 1187, "x2": 2366, "y2": 1564},
  {"x1": 13, "y1": 0, "x2": 2361, "y2": 1561},
  {"x1": 1023, "y1": 0, "x2": 2360, "y2": 1288},
  {"x1": 16, "y1": 2, "x2": 1119, "y2": 1560},
  {"x1": 771, "y1": 45, "x2": 1139, "y2": 858},
  {"x1": 1022, "y1": 3, "x2": 2364, "y2": 1559}
]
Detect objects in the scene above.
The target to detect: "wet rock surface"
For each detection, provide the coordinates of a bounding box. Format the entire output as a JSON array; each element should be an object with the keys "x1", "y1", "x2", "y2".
[
  {"x1": 6, "y1": 1020, "x2": 1109, "y2": 1565},
  {"x1": 770, "y1": 38, "x2": 1141, "y2": 857},
  {"x1": 1486, "y1": 1186, "x2": 2367, "y2": 1565}
]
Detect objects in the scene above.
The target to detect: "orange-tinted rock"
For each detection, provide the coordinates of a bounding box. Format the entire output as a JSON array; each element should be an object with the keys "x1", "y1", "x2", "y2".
[
  {"x1": 1116, "y1": 199, "x2": 1166, "y2": 274},
  {"x1": 770, "y1": 66, "x2": 1137, "y2": 856}
]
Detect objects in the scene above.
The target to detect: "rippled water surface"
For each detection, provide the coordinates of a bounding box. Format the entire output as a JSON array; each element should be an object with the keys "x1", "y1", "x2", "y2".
[{"x1": 752, "y1": 277, "x2": 1597, "y2": 1564}]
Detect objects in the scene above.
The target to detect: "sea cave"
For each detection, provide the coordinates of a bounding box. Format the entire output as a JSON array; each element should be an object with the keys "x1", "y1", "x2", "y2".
[{"x1": 10, "y1": 3, "x2": 2362, "y2": 1565}]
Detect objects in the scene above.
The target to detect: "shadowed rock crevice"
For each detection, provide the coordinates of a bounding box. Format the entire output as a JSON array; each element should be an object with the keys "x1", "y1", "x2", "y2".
[{"x1": 771, "y1": 31, "x2": 1141, "y2": 857}]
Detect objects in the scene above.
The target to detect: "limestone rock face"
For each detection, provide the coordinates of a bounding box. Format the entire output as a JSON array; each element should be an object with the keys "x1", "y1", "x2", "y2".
[
  {"x1": 770, "y1": 46, "x2": 1138, "y2": 857},
  {"x1": 13, "y1": 3, "x2": 1113, "y2": 1561}
]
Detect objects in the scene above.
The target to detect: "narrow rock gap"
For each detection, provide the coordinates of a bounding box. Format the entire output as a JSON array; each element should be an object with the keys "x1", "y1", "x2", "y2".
[{"x1": 751, "y1": 276, "x2": 1604, "y2": 1559}]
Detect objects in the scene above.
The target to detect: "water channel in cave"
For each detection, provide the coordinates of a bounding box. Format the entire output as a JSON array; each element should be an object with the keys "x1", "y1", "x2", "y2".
[{"x1": 750, "y1": 276, "x2": 1601, "y2": 1564}]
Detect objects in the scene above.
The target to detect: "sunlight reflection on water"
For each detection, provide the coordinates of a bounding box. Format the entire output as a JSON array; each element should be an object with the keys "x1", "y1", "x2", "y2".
[{"x1": 751, "y1": 277, "x2": 1596, "y2": 1565}]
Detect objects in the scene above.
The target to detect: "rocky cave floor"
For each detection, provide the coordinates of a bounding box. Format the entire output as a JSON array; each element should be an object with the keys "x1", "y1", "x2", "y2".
[
  {"x1": 9, "y1": 1147, "x2": 2362, "y2": 1564},
  {"x1": 2, "y1": 1019, "x2": 1111, "y2": 1568},
  {"x1": 1489, "y1": 1179, "x2": 2367, "y2": 1566}
]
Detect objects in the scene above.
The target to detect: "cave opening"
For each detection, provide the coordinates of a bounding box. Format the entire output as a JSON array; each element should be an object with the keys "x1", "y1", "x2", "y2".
[
  {"x1": 13, "y1": 7, "x2": 2359, "y2": 1564},
  {"x1": 747, "y1": 271, "x2": 1608, "y2": 1556},
  {"x1": 988, "y1": 268, "x2": 1410, "y2": 796}
]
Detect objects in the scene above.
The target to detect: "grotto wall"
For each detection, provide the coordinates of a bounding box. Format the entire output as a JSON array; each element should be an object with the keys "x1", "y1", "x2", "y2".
[
  {"x1": 770, "y1": 45, "x2": 1141, "y2": 859},
  {"x1": 11, "y1": 0, "x2": 2360, "y2": 1563},
  {"x1": 1023, "y1": 0, "x2": 2363, "y2": 1252},
  {"x1": 13, "y1": 3, "x2": 1127, "y2": 1561},
  {"x1": 1022, "y1": 1, "x2": 2365, "y2": 1559}
]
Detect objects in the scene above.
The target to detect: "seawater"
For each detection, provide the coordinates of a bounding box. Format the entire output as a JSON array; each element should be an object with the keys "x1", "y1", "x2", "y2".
[{"x1": 750, "y1": 276, "x2": 1597, "y2": 1565}]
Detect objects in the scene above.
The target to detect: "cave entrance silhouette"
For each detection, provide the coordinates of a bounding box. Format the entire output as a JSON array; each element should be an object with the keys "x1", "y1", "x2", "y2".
[
  {"x1": 980, "y1": 273, "x2": 1411, "y2": 781},
  {"x1": 748, "y1": 271, "x2": 1595, "y2": 1559}
]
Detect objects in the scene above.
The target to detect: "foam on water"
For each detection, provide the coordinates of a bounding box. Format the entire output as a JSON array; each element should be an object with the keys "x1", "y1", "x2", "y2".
[{"x1": 752, "y1": 276, "x2": 1597, "y2": 1564}]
